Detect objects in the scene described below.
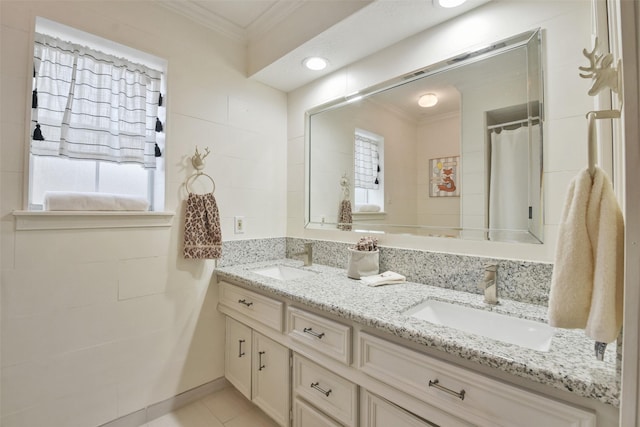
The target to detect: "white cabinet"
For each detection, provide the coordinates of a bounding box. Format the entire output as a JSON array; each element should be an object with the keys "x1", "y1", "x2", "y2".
[
  {"x1": 224, "y1": 317, "x2": 290, "y2": 427},
  {"x1": 292, "y1": 354, "x2": 358, "y2": 427},
  {"x1": 358, "y1": 332, "x2": 597, "y2": 427},
  {"x1": 220, "y1": 281, "x2": 284, "y2": 331},
  {"x1": 220, "y1": 279, "x2": 600, "y2": 427},
  {"x1": 288, "y1": 307, "x2": 352, "y2": 365},
  {"x1": 225, "y1": 317, "x2": 252, "y2": 399},
  {"x1": 253, "y1": 331, "x2": 290, "y2": 427}
]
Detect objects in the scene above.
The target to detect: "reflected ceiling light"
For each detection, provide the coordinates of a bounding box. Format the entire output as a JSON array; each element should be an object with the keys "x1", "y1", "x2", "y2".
[
  {"x1": 438, "y1": 0, "x2": 467, "y2": 7},
  {"x1": 303, "y1": 56, "x2": 328, "y2": 71},
  {"x1": 418, "y1": 93, "x2": 438, "y2": 108}
]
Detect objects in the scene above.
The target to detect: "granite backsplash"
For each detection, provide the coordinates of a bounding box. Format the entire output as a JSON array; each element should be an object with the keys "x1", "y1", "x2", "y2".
[{"x1": 217, "y1": 237, "x2": 553, "y2": 307}]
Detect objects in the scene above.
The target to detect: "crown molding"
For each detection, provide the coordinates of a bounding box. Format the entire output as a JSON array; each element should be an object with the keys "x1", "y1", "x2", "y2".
[
  {"x1": 158, "y1": 0, "x2": 303, "y2": 45},
  {"x1": 246, "y1": 0, "x2": 306, "y2": 44},
  {"x1": 158, "y1": 1, "x2": 246, "y2": 43}
]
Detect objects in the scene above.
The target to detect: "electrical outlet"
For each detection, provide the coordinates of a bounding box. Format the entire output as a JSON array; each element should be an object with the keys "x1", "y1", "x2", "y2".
[{"x1": 234, "y1": 216, "x2": 245, "y2": 234}]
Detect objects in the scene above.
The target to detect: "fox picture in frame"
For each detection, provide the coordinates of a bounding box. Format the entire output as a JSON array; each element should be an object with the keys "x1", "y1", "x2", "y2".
[{"x1": 429, "y1": 156, "x2": 460, "y2": 197}]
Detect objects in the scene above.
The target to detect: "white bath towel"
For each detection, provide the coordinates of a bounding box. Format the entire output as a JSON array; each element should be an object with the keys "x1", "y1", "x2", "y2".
[
  {"x1": 44, "y1": 191, "x2": 149, "y2": 211},
  {"x1": 548, "y1": 167, "x2": 624, "y2": 344},
  {"x1": 356, "y1": 204, "x2": 381, "y2": 213}
]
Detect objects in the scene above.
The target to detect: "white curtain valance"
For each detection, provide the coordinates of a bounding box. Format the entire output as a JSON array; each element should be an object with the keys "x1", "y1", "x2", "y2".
[
  {"x1": 32, "y1": 33, "x2": 162, "y2": 168},
  {"x1": 354, "y1": 135, "x2": 379, "y2": 190}
]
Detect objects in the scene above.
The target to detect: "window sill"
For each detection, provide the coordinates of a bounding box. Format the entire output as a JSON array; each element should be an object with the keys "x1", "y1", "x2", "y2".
[{"x1": 13, "y1": 210, "x2": 175, "y2": 231}]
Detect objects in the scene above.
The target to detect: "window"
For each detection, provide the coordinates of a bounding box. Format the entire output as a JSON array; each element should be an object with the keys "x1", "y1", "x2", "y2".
[
  {"x1": 28, "y1": 18, "x2": 166, "y2": 211},
  {"x1": 354, "y1": 130, "x2": 384, "y2": 210}
]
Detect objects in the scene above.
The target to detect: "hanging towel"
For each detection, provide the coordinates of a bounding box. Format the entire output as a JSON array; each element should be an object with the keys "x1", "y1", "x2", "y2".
[
  {"x1": 338, "y1": 199, "x2": 352, "y2": 231},
  {"x1": 183, "y1": 192, "x2": 222, "y2": 259},
  {"x1": 548, "y1": 167, "x2": 624, "y2": 344}
]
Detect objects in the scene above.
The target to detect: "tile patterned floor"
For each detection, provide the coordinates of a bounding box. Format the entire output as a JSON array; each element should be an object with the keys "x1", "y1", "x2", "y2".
[{"x1": 142, "y1": 387, "x2": 279, "y2": 427}]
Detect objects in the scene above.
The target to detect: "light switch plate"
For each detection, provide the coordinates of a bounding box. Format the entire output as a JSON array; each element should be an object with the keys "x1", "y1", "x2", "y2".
[{"x1": 234, "y1": 216, "x2": 245, "y2": 234}]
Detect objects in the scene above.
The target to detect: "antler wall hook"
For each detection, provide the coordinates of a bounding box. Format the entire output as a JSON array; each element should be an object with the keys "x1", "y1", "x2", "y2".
[
  {"x1": 579, "y1": 37, "x2": 622, "y2": 97},
  {"x1": 191, "y1": 146, "x2": 211, "y2": 171}
]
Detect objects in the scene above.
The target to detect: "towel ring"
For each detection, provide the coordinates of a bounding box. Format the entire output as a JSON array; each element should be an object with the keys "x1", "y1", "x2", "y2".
[{"x1": 185, "y1": 172, "x2": 216, "y2": 194}]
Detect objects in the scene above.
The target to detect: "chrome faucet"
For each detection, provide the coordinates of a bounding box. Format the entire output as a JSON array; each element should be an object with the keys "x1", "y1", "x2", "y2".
[
  {"x1": 478, "y1": 263, "x2": 498, "y2": 305},
  {"x1": 293, "y1": 242, "x2": 313, "y2": 266}
]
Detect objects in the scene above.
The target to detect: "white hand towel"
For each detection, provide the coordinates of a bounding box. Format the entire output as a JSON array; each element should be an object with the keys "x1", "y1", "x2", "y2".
[
  {"x1": 548, "y1": 167, "x2": 624, "y2": 344},
  {"x1": 584, "y1": 167, "x2": 624, "y2": 343},
  {"x1": 360, "y1": 271, "x2": 406, "y2": 287}
]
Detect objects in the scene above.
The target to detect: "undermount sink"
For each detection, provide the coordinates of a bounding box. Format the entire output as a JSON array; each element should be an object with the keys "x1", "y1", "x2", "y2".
[
  {"x1": 252, "y1": 265, "x2": 315, "y2": 281},
  {"x1": 404, "y1": 299, "x2": 555, "y2": 352}
]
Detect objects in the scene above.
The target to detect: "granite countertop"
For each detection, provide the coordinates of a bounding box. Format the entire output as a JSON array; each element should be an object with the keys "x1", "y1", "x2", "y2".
[{"x1": 215, "y1": 258, "x2": 619, "y2": 407}]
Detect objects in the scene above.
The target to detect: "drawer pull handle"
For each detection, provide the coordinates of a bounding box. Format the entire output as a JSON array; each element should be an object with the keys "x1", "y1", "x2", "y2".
[
  {"x1": 238, "y1": 299, "x2": 253, "y2": 307},
  {"x1": 258, "y1": 351, "x2": 266, "y2": 371},
  {"x1": 310, "y1": 382, "x2": 332, "y2": 397},
  {"x1": 303, "y1": 327, "x2": 325, "y2": 339},
  {"x1": 428, "y1": 379, "x2": 466, "y2": 401},
  {"x1": 238, "y1": 339, "x2": 245, "y2": 357}
]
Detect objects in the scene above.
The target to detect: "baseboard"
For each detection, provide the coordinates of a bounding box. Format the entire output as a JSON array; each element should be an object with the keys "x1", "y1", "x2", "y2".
[{"x1": 99, "y1": 377, "x2": 230, "y2": 427}]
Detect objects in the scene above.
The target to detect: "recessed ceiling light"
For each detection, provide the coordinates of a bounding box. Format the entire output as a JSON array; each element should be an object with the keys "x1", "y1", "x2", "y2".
[
  {"x1": 303, "y1": 57, "x2": 328, "y2": 71},
  {"x1": 418, "y1": 93, "x2": 438, "y2": 108},
  {"x1": 438, "y1": 0, "x2": 467, "y2": 8}
]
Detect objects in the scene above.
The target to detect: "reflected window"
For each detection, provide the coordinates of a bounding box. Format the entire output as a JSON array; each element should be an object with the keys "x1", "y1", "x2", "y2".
[{"x1": 354, "y1": 130, "x2": 384, "y2": 211}]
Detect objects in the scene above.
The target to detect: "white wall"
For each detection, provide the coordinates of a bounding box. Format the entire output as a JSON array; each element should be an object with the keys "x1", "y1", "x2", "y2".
[
  {"x1": 287, "y1": 1, "x2": 594, "y2": 262},
  {"x1": 416, "y1": 113, "x2": 461, "y2": 230},
  {"x1": 0, "y1": 1, "x2": 287, "y2": 426}
]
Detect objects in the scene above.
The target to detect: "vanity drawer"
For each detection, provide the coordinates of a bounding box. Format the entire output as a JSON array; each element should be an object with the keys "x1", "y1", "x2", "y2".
[
  {"x1": 293, "y1": 353, "x2": 358, "y2": 427},
  {"x1": 361, "y1": 390, "x2": 441, "y2": 427},
  {"x1": 358, "y1": 332, "x2": 596, "y2": 427},
  {"x1": 293, "y1": 397, "x2": 343, "y2": 427},
  {"x1": 219, "y1": 281, "x2": 283, "y2": 331},
  {"x1": 287, "y1": 307, "x2": 352, "y2": 364}
]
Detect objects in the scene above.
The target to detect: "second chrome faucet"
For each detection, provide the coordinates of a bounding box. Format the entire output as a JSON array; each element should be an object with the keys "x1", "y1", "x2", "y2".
[
  {"x1": 478, "y1": 263, "x2": 498, "y2": 305},
  {"x1": 293, "y1": 242, "x2": 313, "y2": 266}
]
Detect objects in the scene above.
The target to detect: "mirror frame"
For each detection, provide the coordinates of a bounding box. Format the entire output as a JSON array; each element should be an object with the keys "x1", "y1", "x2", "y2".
[{"x1": 304, "y1": 28, "x2": 544, "y2": 243}]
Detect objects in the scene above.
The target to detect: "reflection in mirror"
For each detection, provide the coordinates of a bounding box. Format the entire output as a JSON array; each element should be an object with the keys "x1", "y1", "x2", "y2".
[{"x1": 307, "y1": 29, "x2": 543, "y2": 243}]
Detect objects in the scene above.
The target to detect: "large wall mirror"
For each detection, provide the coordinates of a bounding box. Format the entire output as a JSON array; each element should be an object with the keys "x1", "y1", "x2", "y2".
[{"x1": 306, "y1": 29, "x2": 543, "y2": 244}]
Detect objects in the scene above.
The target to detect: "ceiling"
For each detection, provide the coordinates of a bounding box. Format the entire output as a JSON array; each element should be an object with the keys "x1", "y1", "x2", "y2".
[{"x1": 159, "y1": 0, "x2": 491, "y2": 92}]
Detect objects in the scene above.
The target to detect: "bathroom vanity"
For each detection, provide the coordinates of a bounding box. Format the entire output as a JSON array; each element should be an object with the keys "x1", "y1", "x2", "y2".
[{"x1": 216, "y1": 260, "x2": 618, "y2": 427}]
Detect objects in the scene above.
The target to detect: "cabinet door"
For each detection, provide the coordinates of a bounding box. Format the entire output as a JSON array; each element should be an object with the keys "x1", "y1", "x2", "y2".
[
  {"x1": 225, "y1": 317, "x2": 252, "y2": 400},
  {"x1": 253, "y1": 332, "x2": 290, "y2": 427}
]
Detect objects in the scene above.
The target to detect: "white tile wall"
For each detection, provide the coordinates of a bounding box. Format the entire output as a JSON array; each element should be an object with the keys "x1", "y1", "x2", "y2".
[{"x1": 0, "y1": 1, "x2": 287, "y2": 426}]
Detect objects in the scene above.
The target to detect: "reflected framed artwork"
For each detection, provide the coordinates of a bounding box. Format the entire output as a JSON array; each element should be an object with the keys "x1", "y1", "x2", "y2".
[{"x1": 429, "y1": 156, "x2": 459, "y2": 197}]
